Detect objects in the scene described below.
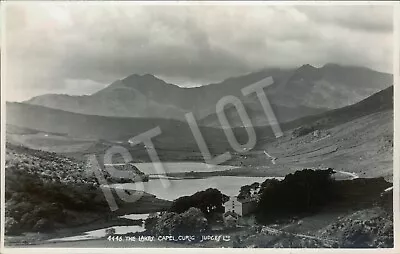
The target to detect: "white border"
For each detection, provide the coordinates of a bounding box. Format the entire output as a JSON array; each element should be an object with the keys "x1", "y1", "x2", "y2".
[
  {"x1": 1, "y1": 0, "x2": 7, "y2": 251},
  {"x1": 1, "y1": 1, "x2": 399, "y2": 254},
  {"x1": 393, "y1": 2, "x2": 400, "y2": 251}
]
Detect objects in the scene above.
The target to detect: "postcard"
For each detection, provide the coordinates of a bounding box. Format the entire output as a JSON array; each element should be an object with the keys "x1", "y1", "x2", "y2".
[{"x1": 1, "y1": 1, "x2": 399, "y2": 253}]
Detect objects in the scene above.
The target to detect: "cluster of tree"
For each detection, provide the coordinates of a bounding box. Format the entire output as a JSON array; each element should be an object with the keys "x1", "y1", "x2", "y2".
[
  {"x1": 238, "y1": 182, "x2": 260, "y2": 200},
  {"x1": 6, "y1": 143, "x2": 99, "y2": 187},
  {"x1": 256, "y1": 168, "x2": 335, "y2": 223},
  {"x1": 103, "y1": 164, "x2": 149, "y2": 183},
  {"x1": 169, "y1": 188, "x2": 229, "y2": 217},
  {"x1": 145, "y1": 207, "x2": 208, "y2": 236}
]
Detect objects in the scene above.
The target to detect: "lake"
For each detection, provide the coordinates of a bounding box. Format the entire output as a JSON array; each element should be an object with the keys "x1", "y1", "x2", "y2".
[
  {"x1": 107, "y1": 162, "x2": 282, "y2": 200},
  {"x1": 111, "y1": 175, "x2": 281, "y2": 201},
  {"x1": 106, "y1": 162, "x2": 355, "y2": 200}
]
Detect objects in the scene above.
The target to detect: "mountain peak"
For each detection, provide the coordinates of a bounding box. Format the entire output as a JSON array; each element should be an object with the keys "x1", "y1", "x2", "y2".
[
  {"x1": 142, "y1": 73, "x2": 156, "y2": 78},
  {"x1": 323, "y1": 63, "x2": 341, "y2": 68},
  {"x1": 299, "y1": 64, "x2": 316, "y2": 70},
  {"x1": 122, "y1": 73, "x2": 157, "y2": 81},
  {"x1": 292, "y1": 64, "x2": 318, "y2": 79},
  {"x1": 120, "y1": 73, "x2": 166, "y2": 87}
]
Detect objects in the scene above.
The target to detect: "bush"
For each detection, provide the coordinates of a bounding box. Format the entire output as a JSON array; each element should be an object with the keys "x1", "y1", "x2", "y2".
[
  {"x1": 105, "y1": 228, "x2": 116, "y2": 236},
  {"x1": 292, "y1": 125, "x2": 316, "y2": 138},
  {"x1": 150, "y1": 208, "x2": 208, "y2": 236},
  {"x1": 144, "y1": 216, "x2": 158, "y2": 231},
  {"x1": 5, "y1": 217, "x2": 20, "y2": 235},
  {"x1": 32, "y1": 218, "x2": 54, "y2": 232}
]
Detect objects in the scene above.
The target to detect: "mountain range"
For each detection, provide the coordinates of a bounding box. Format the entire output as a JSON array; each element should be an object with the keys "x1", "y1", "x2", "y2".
[
  {"x1": 24, "y1": 63, "x2": 392, "y2": 126},
  {"x1": 6, "y1": 62, "x2": 393, "y2": 157},
  {"x1": 6, "y1": 83, "x2": 393, "y2": 148}
]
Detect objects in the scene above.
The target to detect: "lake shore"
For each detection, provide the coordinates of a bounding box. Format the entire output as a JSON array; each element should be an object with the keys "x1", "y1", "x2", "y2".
[{"x1": 5, "y1": 193, "x2": 172, "y2": 247}]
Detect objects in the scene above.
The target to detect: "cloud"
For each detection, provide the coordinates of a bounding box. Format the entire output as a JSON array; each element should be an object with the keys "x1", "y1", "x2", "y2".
[
  {"x1": 296, "y1": 6, "x2": 393, "y2": 33},
  {"x1": 3, "y1": 3, "x2": 394, "y2": 101}
]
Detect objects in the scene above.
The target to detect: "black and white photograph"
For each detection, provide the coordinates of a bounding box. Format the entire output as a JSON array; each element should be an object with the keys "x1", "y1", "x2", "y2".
[{"x1": 1, "y1": 1, "x2": 398, "y2": 251}]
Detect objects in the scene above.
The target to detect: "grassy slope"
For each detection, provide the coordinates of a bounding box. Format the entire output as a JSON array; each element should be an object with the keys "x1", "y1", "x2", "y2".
[
  {"x1": 225, "y1": 86, "x2": 393, "y2": 180},
  {"x1": 4, "y1": 144, "x2": 171, "y2": 236}
]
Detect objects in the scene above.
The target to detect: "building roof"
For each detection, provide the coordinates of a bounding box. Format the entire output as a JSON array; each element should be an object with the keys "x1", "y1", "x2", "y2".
[{"x1": 224, "y1": 196, "x2": 257, "y2": 205}]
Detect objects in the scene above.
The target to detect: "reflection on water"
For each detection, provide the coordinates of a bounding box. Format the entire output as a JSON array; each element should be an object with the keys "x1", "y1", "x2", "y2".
[
  {"x1": 118, "y1": 213, "x2": 150, "y2": 221},
  {"x1": 47, "y1": 225, "x2": 145, "y2": 242},
  {"x1": 48, "y1": 214, "x2": 150, "y2": 243},
  {"x1": 112, "y1": 176, "x2": 282, "y2": 201},
  {"x1": 130, "y1": 162, "x2": 237, "y2": 174}
]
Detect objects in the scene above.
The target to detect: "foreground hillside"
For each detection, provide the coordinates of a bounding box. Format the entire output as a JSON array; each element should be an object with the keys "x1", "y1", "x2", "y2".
[{"x1": 4, "y1": 144, "x2": 171, "y2": 236}]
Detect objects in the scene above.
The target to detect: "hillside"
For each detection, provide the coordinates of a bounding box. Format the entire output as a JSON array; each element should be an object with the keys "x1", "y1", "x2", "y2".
[
  {"x1": 6, "y1": 102, "x2": 230, "y2": 147},
  {"x1": 6, "y1": 101, "x2": 240, "y2": 163},
  {"x1": 230, "y1": 86, "x2": 393, "y2": 180},
  {"x1": 200, "y1": 101, "x2": 326, "y2": 128},
  {"x1": 281, "y1": 85, "x2": 393, "y2": 131},
  {"x1": 4, "y1": 143, "x2": 170, "y2": 235}
]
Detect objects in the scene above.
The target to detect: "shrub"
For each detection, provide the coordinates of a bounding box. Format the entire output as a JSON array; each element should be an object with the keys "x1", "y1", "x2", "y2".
[
  {"x1": 292, "y1": 125, "x2": 316, "y2": 138},
  {"x1": 105, "y1": 228, "x2": 116, "y2": 236},
  {"x1": 5, "y1": 217, "x2": 20, "y2": 235},
  {"x1": 32, "y1": 218, "x2": 54, "y2": 232}
]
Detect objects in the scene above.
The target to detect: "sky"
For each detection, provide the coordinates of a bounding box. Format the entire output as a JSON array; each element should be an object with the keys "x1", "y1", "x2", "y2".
[{"x1": 3, "y1": 3, "x2": 394, "y2": 102}]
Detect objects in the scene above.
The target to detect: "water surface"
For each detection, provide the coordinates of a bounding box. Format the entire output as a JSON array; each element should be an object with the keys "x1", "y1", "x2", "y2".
[{"x1": 112, "y1": 175, "x2": 281, "y2": 200}]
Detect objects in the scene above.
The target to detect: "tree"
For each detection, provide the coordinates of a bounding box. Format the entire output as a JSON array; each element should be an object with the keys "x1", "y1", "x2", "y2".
[
  {"x1": 170, "y1": 188, "x2": 228, "y2": 217},
  {"x1": 149, "y1": 208, "x2": 208, "y2": 236},
  {"x1": 238, "y1": 185, "x2": 252, "y2": 200},
  {"x1": 256, "y1": 169, "x2": 335, "y2": 223}
]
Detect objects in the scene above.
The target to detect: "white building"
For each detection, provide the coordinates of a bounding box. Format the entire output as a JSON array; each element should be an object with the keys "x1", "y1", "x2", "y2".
[{"x1": 223, "y1": 196, "x2": 257, "y2": 217}]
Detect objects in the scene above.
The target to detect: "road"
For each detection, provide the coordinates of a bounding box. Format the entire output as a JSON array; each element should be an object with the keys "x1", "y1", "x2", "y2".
[
  {"x1": 261, "y1": 226, "x2": 338, "y2": 247},
  {"x1": 263, "y1": 150, "x2": 359, "y2": 180}
]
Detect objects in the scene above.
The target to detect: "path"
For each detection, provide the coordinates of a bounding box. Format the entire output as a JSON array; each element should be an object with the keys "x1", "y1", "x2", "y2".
[
  {"x1": 261, "y1": 226, "x2": 338, "y2": 247},
  {"x1": 263, "y1": 151, "x2": 276, "y2": 164}
]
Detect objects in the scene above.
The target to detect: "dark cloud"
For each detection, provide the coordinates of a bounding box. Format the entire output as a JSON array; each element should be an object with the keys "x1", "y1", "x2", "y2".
[{"x1": 4, "y1": 4, "x2": 394, "y2": 101}]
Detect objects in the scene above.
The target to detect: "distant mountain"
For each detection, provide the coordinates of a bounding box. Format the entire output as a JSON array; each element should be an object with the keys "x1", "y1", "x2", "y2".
[
  {"x1": 281, "y1": 85, "x2": 393, "y2": 133},
  {"x1": 268, "y1": 63, "x2": 392, "y2": 109},
  {"x1": 7, "y1": 83, "x2": 393, "y2": 146},
  {"x1": 26, "y1": 77, "x2": 188, "y2": 120},
  {"x1": 24, "y1": 64, "x2": 392, "y2": 125}
]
